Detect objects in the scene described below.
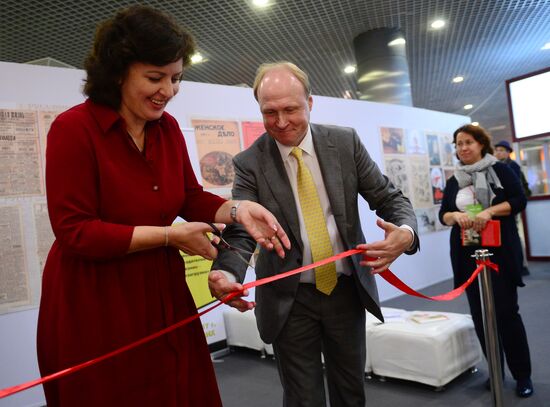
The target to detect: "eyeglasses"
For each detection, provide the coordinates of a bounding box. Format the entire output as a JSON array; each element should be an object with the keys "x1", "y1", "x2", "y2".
[{"x1": 207, "y1": 222, "x2": 256, "y2": 269}]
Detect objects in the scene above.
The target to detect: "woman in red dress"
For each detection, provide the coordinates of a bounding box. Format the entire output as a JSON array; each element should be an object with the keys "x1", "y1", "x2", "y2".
[{"x1": 37, "y1": 5, "x2": 289, "y2": 406}]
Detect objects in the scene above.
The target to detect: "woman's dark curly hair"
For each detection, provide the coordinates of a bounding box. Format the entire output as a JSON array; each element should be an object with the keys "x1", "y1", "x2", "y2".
[
  {"x1": 83, "y1": 5, "x2": 195, "y2": 109},
  {"x1": 453, "y1": 124, "x2": 494, "y2": 158}
]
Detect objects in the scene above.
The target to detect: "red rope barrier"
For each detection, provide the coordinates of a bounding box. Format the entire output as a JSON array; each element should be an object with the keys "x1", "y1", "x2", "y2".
[{"x1": 0, "y1": 250, "x2": 498, "y2": 399}]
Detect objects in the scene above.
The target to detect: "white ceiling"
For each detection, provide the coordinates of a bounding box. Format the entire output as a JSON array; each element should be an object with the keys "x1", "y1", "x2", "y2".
[{"x1": 2, "y1": 0, "x2": 550, "y2": 141}]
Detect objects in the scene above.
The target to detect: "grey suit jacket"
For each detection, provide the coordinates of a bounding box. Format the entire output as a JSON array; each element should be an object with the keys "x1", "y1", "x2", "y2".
[{"x1": 212, "y1": 123, "x2": 418, "y2": 343}]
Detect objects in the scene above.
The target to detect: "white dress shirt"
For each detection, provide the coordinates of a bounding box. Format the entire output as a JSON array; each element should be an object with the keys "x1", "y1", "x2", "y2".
[{"x1": 275, "y1": 126, "x2": 350, "y2": 283}]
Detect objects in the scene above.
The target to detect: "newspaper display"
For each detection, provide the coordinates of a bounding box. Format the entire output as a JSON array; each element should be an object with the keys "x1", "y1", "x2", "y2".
[
  {"x1": 0, "y1": 205, "x2": 30, "y2": 313},
  {"x1": 0, "y1": 109, "x2": 43, "y2": 197},
  {"x1": 0, "y1": 106, "x2": 66, "y2": 315},
  {"x1": 33, "y1": 201, "x2": 55, "y2": 274}
]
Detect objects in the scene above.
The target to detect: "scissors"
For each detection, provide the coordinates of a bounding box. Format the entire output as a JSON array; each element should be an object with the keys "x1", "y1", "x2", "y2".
[{"x1": 207, "y1": 222, "x2": 256, "y2": 268}]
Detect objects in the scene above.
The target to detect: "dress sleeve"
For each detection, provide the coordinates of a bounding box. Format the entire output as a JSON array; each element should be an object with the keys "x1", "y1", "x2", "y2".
[
  {"x1": 439, "y1": 177, "x2": 457, "y2": 225},
  {"x1": 46, "y1": 111, "x2": 134, "y2": 259},
  {"x1": 494, "y1": 163, "x2": 526, "y2": 215}
]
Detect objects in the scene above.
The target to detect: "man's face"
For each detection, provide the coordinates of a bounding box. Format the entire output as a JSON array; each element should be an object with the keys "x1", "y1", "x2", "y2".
[
  {"x1": 494, "y1": 146, "x2": 510, "y2": 161},
  {"x1": 257, "y1": 69, "x2": 312, "y2": 146}
]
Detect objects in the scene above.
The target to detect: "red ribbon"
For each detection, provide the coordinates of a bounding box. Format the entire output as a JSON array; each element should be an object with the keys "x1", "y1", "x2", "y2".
[{"x1": 0, "y1": 250, "x2": 498, "y2": 399}]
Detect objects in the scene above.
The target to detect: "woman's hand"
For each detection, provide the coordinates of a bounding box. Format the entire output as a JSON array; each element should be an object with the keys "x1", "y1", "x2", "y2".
[
  {"x1": 453, "y1": 211, "x2": 474, "y2": 230},
  {"x1": 234, "y1": 200, "x2": 291, "y2": 258},
  {"x1": 472, "y1": 209, "x2": 492, "y2": 232},
  {"x1": 167, "y1": 222, "x2": 225, "y2": 260}
]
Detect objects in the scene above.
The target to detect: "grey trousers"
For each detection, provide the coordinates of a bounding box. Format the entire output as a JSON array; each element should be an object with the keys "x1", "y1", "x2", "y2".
[{"x1": 272, "y1": 275, "x2": 366, "y2": 407}]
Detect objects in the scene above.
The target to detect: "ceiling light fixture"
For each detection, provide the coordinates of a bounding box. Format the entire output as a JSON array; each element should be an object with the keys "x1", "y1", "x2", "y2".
[
  {"x1": 191, "y1": 52, "x2": 204, "y2": 64},
  {"x1": 541, "y1": 42, "x2": 550, "y2": 50},
  {"x1": 471, "y1": 121, "x2": 479, "y2": 126},
  {"x1": 430, "y1": 19, "x2": 446, "y2": 29},
  {"x1": 344, "y1": 65, "x2": 356, "y2": 74},
  {"x1": 464, "y1": 104, "x2": 473, "y2": 110},
  {"x1": 452, "y1": 76, "x2": 464, "y2": 83},
  {"x1": 388, "y1": 38, "x2": 406, "y2": 46},
  {"x1": 252, "y1": 0, "x2": 270, "y2": 7}
]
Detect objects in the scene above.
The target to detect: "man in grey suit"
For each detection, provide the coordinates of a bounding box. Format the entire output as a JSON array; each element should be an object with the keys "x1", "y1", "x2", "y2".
[{"x1": 209, "y1": 61, "x2": 419, "y2": 407}]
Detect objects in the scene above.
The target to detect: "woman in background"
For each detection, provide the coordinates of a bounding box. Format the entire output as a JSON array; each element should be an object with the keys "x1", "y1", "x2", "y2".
[
  {"x1": 37, "y1": 5, "x2": 289, "y2": 406},
  {"x1": 439, "y1": 124, "x2": 533, "y2": 398}
]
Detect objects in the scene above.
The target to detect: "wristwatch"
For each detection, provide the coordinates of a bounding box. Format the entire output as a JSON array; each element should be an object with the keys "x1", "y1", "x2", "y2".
[{"x1": 230, "y1": 201, "x2": 241, "y2": 223}]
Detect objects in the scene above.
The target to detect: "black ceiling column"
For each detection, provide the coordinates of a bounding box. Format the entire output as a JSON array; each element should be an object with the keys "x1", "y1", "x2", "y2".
[{"x1": 353, "y1": 28, "x2": 412, "y2": 106}]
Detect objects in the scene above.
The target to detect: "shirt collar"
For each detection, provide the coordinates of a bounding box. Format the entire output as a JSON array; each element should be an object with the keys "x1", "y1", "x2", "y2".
[
  {"x1": 85, "y1": 99, "x2": 121, "y2": 134},
  {"x1": 85, "y1": 99, "x2": 165, "y2": 135},
  {"x1": 275, "y1": 125, "x2": 314, "y2": 160}
]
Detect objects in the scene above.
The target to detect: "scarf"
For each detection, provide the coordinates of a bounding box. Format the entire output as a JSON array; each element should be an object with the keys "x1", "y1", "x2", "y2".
[{"x1": 454, "y1": 154, "x2": 502, "y2": 209}]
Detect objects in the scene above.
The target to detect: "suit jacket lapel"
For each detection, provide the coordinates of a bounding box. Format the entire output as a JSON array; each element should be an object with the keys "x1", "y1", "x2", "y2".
[
  {"x1": 311, "y1": 125, "x2": 348, "y2": 245},
  {"x1": 259, "y1": 136, "x2": 303, "y2": 250}
]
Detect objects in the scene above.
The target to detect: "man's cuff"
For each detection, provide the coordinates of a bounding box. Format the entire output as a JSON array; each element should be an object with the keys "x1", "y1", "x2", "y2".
[
  {"x1": 214, "y1": 269, "x2": 238, "y2": 283},
  {"x1": 399, "y1": 225, "x2": 416, "y2": 250}
]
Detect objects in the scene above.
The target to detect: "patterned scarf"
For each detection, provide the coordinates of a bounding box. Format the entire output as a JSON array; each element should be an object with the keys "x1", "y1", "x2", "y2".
[{"x1": 454, "y1": 154, "x2": 502, "y2": 209}]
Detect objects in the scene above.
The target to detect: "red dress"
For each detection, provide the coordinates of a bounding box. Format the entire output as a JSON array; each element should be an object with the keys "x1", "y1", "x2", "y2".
[{"x1": 37, "y1": 100, "x2": 225, "y2": 406}]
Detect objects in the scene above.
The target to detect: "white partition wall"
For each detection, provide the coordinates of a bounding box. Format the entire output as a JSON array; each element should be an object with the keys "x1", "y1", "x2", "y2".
[{"x1": 0, "y1": 61, "x2": 469, "y2": 407}]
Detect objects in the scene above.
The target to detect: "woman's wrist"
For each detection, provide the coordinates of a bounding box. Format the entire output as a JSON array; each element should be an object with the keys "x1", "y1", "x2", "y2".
[{"x1": 164, "y1": 226, "x2": 170, "y2": 247}]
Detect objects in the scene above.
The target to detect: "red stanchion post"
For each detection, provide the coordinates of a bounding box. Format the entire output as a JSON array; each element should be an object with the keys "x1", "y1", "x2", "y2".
[{"x1": 473, "y1": 249, "x2": 503, "y2": 407}]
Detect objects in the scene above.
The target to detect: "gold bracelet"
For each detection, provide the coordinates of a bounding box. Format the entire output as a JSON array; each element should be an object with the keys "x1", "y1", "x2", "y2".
[{"x1": 164, "y1": 226, "x2": 169, "y2": 247}]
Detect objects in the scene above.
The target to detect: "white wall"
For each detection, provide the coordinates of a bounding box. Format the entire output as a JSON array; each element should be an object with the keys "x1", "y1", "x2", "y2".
[{"x1": 0, "y1": 61, "x2": 469, "y2": 406}]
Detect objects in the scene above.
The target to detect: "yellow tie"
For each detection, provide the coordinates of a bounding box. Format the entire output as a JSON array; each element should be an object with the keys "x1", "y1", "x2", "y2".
[{"x1": 291, "y1": 147, "x2": 337, "y2": 295}]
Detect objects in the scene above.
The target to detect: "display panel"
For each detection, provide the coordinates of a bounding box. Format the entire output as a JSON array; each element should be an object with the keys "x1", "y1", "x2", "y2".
[{"x1": 506, "y1": 67, "x2": 550, "y2": 141}]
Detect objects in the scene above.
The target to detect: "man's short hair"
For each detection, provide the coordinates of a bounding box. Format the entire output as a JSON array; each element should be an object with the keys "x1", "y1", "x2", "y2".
[{"x1": 253, "y1": 61, "x2": 311, "y2": 100}]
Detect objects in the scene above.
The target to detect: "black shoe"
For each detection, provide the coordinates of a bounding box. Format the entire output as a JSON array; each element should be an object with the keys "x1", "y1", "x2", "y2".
[
  {"x1": 516, "y1": 378, "x2": 534, "y2": 398},
  {"x1": 521, "y1": 267, "x2": 530, "y2": 276}
]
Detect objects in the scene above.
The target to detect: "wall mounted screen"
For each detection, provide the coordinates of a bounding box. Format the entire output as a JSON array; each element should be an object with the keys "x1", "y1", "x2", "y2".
[{"x1": 507, "y1": 67, "x2": 550, "y2": 141}]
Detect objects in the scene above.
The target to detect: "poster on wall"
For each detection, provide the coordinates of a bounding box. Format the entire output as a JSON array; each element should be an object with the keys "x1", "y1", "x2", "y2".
[
  {"x1": 384, "y1": 155, "x2": 410, "y2": 198},
  {"x1": 430, "y1": 167, "x2": 445, "y2": 204},
  {"x1": 191, "y1": 119, "x2": 241, "y2": 189},
  {"x1": 380, "y1": 127, "x2": 405, "y2": 154},
  {"x1": 415, "y1": 206, "x2": 437, "y2": 234},
  {"x1": 241, "y1": 121, "x2": 265, "y2": 149},
  {"x1": 426, "y1": 133, "x2": 441, "y2": 166},
  {"x1": 406, "y1": 129, "x2": 427, "y2": 155},
  {"x1": 408, "y1": 156, "x2": 433, "y2": 208},
  {"x1": 439, "y1": 133, "x2": 455, "y2": 166}
]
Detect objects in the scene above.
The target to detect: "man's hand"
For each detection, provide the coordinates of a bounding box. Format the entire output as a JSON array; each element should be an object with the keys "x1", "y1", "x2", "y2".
[
  {"x1": 357, "y1": 219, "x2": 414, "y2": 274},
  {"x1": 236, "y1": 200, "x2": 291, "y2": 258},
  {"x1": 208, "y1": 270, "x2": 255, "y2": 312}
]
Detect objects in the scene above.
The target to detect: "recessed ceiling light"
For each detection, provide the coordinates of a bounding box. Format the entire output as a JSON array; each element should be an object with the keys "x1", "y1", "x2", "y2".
[
  {"x1": 190, "y1": 52, "x2": 204, "y2": 64},
  {"x1": 464, "y1": 104, "x2": 473, "y2": 110},
  {"x1": 388, "y1": 38, "x2": 406, "y2": 46},
  {"x1": 452, "y1": 76, "x2": 464, "y2": 83},
  {"x1": 541, "y1": 42, "x2": 550, "y2": 50},
  {"x1": 252, "y1": 0, "x2": 269, "y2": 7},
  {"x1": 430, "y1": 19, "x2": 446, "y2": 29},
  {"x1": 471, "y1": 121, "x2": 479, "y2": 126},
  {"x1": 344, "y1": 65, "x2": 356, "y2": 74}
]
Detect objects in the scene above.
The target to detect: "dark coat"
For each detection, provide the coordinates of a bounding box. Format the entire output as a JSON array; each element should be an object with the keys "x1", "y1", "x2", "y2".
[{"x1": 439, "y1": 161, "x2": 526, "y2": 288}]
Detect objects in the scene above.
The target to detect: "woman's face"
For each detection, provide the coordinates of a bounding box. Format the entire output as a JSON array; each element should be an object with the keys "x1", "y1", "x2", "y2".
[
  {"x1": 119, "y1": 59, "x2": 183, "y2": 127},
  {"x1": 455, "y1": 131, "x2": 483, "y2": 165}
]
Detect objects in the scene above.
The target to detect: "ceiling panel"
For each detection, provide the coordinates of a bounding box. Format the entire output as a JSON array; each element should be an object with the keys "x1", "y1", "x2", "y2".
[{"x1": 1, "y1": 0, "x2": 550, "y2": 141}]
